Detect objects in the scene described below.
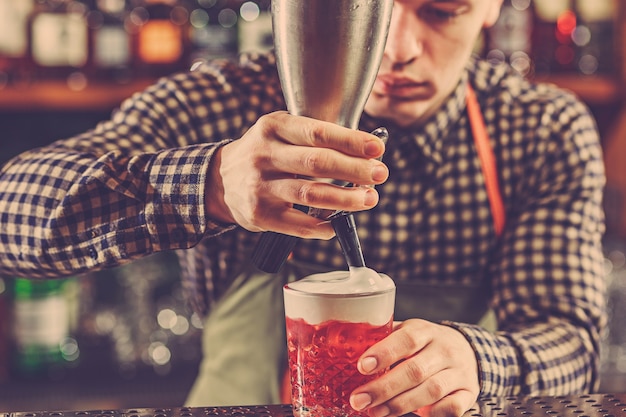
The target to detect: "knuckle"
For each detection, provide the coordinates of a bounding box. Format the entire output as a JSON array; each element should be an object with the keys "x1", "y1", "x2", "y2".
[
  {"x1": 255, "y1": 113, "x2": 275, "y2": 134},
  {"x1": 426, "y1": 378, "x2": 447, "y2": 401},
  {"x1": 246, "y1": 193, "x2": 272, "y2": 225},
  {"x1": 385, "y1": 394, "x2": 419, "y2": 417},
  {"x1": 399, "y1": 331, "x2": 421, "y2": 354},
  {"x1": 308, "y1": 123, "x2": 331, "y2": 147},
  {"x1": 301, "y1": 152, "x2": 325, "y2": 175},
  {"x1": 405, "y1": 360, "x2": 427, "y2": 383},
  {"x1": 293, "y1": 223, "x2": 318, "y2": 239},
  {"x1": 297, "y1": 183, "x2": 321, "y2": 206},
  {"x1": 447, "y1": 402, "x2": 467, "y2": 417},
  {"x1": 247, "y1": 204, "x2": 265, "y2": 226},
  {"x1": 385, "y1": 403, "x2": 405, "y2": 417},
  {"x1": 431, "y1": 399, "x2": 466, "y2": 417}
]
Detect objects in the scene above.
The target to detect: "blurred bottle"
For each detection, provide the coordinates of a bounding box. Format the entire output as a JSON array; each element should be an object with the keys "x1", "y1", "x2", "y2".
[
  {"x1": 0, "y1": 277, "x2": 8, "y2": 382},
  {"x1": 238, "y1": 0, "x2": 273, "y2": 55},
  {"x1": 0, "y1": 0, "x2": 35, "y2": 87},
  {"x1": 532, "y1": 0, "x2": 576, "y2": 74},
  {"x1": 86, "y1": 0, "x2": 135, "y2": 83},
  {"x1": 132, "y1": 0, "x2": 191, "y2": 77},
  {"x1": 573, "y1": 0, "x2": 615, "y2": 76},
  {"x1": 0, "y1": 0, "x2": 34, "y2": 89},
  {"x1": 188, "y1": 0, "x2": 239, "y2": 64},
  {"x1": 8, "y1": 277, "x2": 80, "y2": 380},
  {"x1": 27, "y1": 0, "x2": 91, "y2": 88},
  {"x1": 485, "y1": 0, "x2": 534, "y2": 78}
]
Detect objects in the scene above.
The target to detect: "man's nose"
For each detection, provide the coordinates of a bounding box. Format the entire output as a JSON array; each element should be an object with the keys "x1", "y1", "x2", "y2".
[{"x1": 384, "y1": 8, "x2": 424, "y2": 68}]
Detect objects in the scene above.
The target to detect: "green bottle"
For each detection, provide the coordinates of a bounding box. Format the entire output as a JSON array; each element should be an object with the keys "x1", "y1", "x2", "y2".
[
  {"x1": 0, "y1": 277, "x2": 9, "y2": 381},
  {"x1": 9, "y1": 277, "x2": 79, "y2": 378}
]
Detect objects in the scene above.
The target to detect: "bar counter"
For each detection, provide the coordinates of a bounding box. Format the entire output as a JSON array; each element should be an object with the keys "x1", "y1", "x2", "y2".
[{"x1": 3, "y1": 394, "x2": 626, "y2": 417}]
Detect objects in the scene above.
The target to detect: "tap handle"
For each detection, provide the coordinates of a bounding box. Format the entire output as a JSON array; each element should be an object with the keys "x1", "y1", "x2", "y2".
[
  {"x1": 251, "y1": 204, "x2": 308, "y2": 273},
  {"x1": 331, "y1": 212, "x2": 366, "y2": 268}
]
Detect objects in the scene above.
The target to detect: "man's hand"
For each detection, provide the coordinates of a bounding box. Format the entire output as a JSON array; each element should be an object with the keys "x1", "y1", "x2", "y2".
[
  {"x1": 350, "y1": 319, "x2": 480, "y2": 417},
  {"x1": 205, "y1": 111, "x2": 388, "y2": 238}
]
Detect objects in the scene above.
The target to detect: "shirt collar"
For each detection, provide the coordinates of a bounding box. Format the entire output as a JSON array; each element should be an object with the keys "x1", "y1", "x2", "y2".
[{"x1": 361, "y1": 67, "x2": 470, "y2": 164}]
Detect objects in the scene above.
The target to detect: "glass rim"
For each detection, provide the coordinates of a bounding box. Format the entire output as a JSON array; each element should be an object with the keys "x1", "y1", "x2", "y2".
[{"x1": 283, "y1": 284, "x2": 395, "y2": 298}]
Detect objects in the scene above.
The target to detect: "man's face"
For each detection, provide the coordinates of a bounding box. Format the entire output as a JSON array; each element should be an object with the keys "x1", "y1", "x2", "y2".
[{"x1": 365, "y1": 0, "x2": 503, "y2": 127}]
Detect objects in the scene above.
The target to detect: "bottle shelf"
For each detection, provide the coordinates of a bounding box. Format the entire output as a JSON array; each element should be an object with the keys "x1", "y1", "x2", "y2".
[
  {"x1": 534, "y1": 74, "x2": 622, "y2": 104},
  {"x1": 0, "y1": 79, "x2": 158, "y2": 112}
]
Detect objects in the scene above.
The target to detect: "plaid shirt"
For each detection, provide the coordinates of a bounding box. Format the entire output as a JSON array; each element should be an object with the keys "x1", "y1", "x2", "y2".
[{"x1": 0, "y1": 52, "x2": 606, "y2": 398}]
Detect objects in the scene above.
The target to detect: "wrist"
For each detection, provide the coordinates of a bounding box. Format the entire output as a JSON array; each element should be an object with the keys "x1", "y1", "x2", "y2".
[{"x1": 205, "y1": 146, "x2": 235, "y2": 225}]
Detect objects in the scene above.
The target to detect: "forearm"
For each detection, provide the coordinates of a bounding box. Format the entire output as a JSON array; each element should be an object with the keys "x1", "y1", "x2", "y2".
[
  {"x1": 0, "y1": 65, "x2": 264, "y2": 278},
  {"x1": 0, "y1": 140, "x2": 228, "y2": 278}
]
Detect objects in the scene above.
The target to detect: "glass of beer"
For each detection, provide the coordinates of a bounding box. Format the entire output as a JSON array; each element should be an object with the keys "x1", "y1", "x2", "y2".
[{"x1": 283, "y1": 267, "x2": 396, "y2": 417}]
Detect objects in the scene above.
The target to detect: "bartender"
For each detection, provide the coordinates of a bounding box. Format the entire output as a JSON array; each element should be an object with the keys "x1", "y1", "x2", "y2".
[{"x1": 0, "y1": 0, "x2": 606, "y2": 417}]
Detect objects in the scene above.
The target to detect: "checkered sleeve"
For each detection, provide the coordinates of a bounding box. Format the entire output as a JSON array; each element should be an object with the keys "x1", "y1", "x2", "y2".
[
  {"x1": 0, "y1": 64, "x2": 264, "y2": 279},
  {"x1": 445, "y1": 91, "x2": 606, "y2": 397}
]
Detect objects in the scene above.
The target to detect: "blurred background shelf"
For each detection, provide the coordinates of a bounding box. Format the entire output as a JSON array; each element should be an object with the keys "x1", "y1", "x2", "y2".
[
  {"x1": 0, "y1": 79, "x2": 156, "y2": 111},
  {"x1": 534, "y1": 74, "x2": 622, "y2": 104},
  {"x1": 0, "y1": 75, "x2": 620, "y2": 111}
]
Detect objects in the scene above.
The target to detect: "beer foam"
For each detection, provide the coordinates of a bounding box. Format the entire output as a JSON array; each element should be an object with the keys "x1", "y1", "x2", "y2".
[
  {"x1": 284, "y1": 267, "x2": 395, "y2": 325},
  {"x1": 288, "y1": 266, "x2": 394, "y2": 294}
]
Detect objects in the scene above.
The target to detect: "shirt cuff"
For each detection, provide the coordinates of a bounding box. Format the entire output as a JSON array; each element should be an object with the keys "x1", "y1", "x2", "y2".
[
  {"x1": 441, "y1": 320, "x2": 521, "y2": 397},
  {"x1": 145, "y1": 140, "x2": 234, "y2": 250}
]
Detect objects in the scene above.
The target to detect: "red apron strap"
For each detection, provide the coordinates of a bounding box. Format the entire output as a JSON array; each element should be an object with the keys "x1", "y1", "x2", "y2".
[{"x1": 466, "y1": 84, "x2": 506, "y2": 237}]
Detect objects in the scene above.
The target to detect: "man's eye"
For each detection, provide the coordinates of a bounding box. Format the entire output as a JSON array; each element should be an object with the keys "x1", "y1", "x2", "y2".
[{"x1": 421, "y1": 6, "x2": 462, "y2": 22}]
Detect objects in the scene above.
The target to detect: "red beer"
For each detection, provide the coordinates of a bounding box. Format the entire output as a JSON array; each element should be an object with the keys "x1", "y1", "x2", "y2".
[{"x1": 286, "y1": 316, "x2": 393, "y2": 417}]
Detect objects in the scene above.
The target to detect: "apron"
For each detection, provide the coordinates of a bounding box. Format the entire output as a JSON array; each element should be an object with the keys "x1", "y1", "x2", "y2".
[{"x1": 185, "y1": 84, "x2": 505, "y2": 407}]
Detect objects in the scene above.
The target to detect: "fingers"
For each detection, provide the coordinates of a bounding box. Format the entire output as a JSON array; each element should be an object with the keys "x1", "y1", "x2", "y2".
[
  {"x1": 212, "y1": 111, "x2": 388, "y2": 236},
  {"x1": 424, "y1": 390, "x2": 478, "y2": 417},
  {"x1": 358, "y1": 369, "x2": 474, "y2": 417},
  {"x1": 349, "y1": 321, "x2": 480, "y2": 417},
  {"x1": 229, "y1": 177, "x2": 380, "y2": 237},
  {"x1": 258, "y1": 204, "x2": 336, "y2": 240},
  {"x1": 358, "y1": 320, "x2": 432, "y2": 374},
  {"x1": 249, "y1": 177, "x2": 379, "y2": 238},
  {"x1": 261, "y1": 111, "x2": 386, "y2": 159},
  {"x1": 270, "y1": 178, "x2": 380, "y2": 214},
  {"x1": 257, "y1": 114, "x2": 388, "y2": 187},
  {"x1": 271, "y1": 144, "x2": 389, "y2": 187}
]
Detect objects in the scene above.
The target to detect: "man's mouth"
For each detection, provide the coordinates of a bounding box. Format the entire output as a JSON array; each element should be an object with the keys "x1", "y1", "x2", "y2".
[{"x1": 373, "y1": 75, "x2": 430, "y2": 98}]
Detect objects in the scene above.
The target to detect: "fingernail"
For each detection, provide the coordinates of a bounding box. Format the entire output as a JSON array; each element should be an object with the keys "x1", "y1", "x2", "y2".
[
  {"x1": 365, "y1": 139, "x2": 383, "y2": 157},
  {"x1": 360, "y1": 356, "x2": 378, "y2": 373},
  {"x1": 372, "y1": 164, "x2": 387, "y2": 182},
  {"x1": 363, "y1": 189, "x2": 378, "y2": 207},
  {"x1": 350, "y1": 393, "x2": 372, "y2": 411}
]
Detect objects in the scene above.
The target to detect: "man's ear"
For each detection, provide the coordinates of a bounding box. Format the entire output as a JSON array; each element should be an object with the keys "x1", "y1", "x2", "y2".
[{"x1": 483, "y1": 0, "x2": 504, "y2": 28}]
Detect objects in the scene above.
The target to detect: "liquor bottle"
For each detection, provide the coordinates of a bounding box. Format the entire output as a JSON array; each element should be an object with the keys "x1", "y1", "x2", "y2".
[
  {"x1": 133, "y1": 0, "x2": 191, "y2": 77},
  {"x1": 532, "y1": 0, "x2": 576, "y2": 74},
  {"x1": 8, "y1": 277, "x2": 80, "y2": 379},
  {"x1": 573, "y1": 0, "x2": 615, "y2": 76},
  {"x1": 27, "y1": 0, "x2": 91, "y2": 83},
  {"x1": 238, "y1": 0, "x2": 273, "y2": 55},
  {"x1": 0, "y1": 277, "x2": 8, "y2": 382},
  {"x1": 485, "y1": 0, "x2": 534, "y2": 77},
  {"x1": 188, "y1": 0, "x2": 239, "y2": 64},
  {"x1": 0, "y1": 0, "x2": 35, "y2": 86},
  {"x1": 87, "y1": 0, "x2": 134, "y2": 82}
]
